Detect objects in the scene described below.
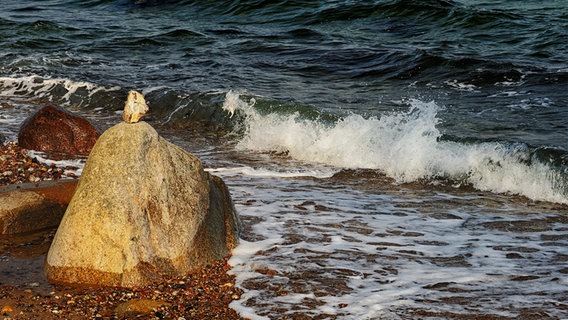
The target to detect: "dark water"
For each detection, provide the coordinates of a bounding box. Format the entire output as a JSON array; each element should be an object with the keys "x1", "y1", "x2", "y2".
[
  {"x1": 1, "y1": 0, "x2": 566, "y2": 132},
  {"x1": 1, "y1": 1, "x2": 567, "y2": 191},
  {"x1": 1, "y1": 1, "x2": 568, "y2": 318}
]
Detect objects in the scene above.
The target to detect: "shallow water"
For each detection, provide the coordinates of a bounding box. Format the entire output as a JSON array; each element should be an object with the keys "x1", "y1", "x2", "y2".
[
  {"x1": 164, "y1": 127, "x2": 568, "y2": 319},
  {"x1": 0, "y1": 229, "x2": 55, "y2": 291},
  {"x1": 213, "y1": 161, "x2": 568, "y2": 319}
]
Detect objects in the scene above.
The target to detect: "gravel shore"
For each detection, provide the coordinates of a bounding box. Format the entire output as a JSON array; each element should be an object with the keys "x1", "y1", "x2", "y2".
[
  {"x1": 0, "y1": 142, "x2": 70, "y2": 185},
  {"x1": 1, "y1": 257, "x2": 244, "y2": 319},
  {"x1": 0, "y1": 142, "x2": 244, "y2": 319}
]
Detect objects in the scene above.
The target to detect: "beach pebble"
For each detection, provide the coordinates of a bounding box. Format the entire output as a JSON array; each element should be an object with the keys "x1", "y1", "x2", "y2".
[
  {"x1": 1, "y1": 305, "x2": 14, "y2": 313},
  {"x1": 115, "y1": 299, "x2": 170, "y2": 315},
  {"x1": 0, "y1": 257, "x2": 242, "y2": 319}
]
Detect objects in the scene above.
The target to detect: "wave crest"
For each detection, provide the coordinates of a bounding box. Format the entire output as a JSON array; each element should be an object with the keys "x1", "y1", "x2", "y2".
[{"x1": 225, "y1": 91, "x2": 568, "y2": 203}]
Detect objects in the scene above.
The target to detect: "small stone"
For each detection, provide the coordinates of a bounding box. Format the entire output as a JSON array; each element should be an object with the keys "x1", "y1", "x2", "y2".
[
  {"x1": 1, "y1": 305, "x2": 14, "y2": 313},
  {"x1": 115, "y1": 299, "x2": 170, "y2": 315},
  {"x1": 122, "y1": 90, "x2": 149, "y2": 124}
]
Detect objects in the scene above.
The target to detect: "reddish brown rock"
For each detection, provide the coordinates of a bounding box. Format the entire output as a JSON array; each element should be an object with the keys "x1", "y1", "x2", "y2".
[
  {"x1": 115, "y1": 299, "x2": 171, "y2": 316},
  {"x1": 18, "y1": 103, "x2": 100, "y2": 156}
]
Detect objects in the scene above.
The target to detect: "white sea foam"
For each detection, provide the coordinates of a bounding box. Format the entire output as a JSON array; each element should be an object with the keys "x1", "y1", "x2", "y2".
[
  {"x1": 207, "y1": 166, "x2": 334, "y2": 179},
  {"x1": 222, "y1": 170, "x2": 568, "y2": 319},
  {"x1": 215, "y1": 97, "x2": 565, "y2": 314},
  {"x1": 0, "y1": 75, "x2": 120, "y2": 107},
  {"x1": 0, "y1": 101, "x2": 40, "y2": 141},
  {"x1": 223, "y1": 91, "x2": 568, "y2": 204},
  {"x1": 0, "y1": 75, "x2": 121, "y2": 140},
  {"x1": 26, "y1": 150, "x2": 86, "y2": 176},
  {"x1": 444, "y1": 79, "x2": 478, "y2": 92},
  {"x1": 223, "y1": 89, "x2": 256, "y2": 118}
]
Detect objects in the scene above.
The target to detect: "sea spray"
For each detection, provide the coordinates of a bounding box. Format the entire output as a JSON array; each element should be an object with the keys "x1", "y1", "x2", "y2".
[{"x1": 224, "y1": 91, "x2": 568, "y2": 203}]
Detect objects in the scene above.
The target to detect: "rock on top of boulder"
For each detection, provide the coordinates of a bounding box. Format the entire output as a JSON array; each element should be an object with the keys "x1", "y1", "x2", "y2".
[
  {"x1": 122, "y1": 90, "x2": 149, "y2": 124},
  {"x1": 45, "y1": 121, "x2": 240, "y2": 287},
  {"x1": 18, "y1": 103, "x2": 100, "y2": 156}
]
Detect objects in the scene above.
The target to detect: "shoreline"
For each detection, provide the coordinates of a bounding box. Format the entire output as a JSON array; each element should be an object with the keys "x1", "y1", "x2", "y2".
[
  {"x1": 1, "y1": 257, "x2": 244, "y2": 319},
  {"x1": 0, "y1": 142, "x2": 244, "y2": 319}
]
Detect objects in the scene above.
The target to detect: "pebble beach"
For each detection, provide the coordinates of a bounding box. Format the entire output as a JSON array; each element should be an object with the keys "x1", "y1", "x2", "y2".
[
  {"x1": 0, "y1": 142, "x2": 68, "y2": 185},
  {"x1": 0, "y1": 257, "x2": 243, "y2": 319},
  {"x1": 0, "y1": 142, "x2": 244, "y2": 320}
]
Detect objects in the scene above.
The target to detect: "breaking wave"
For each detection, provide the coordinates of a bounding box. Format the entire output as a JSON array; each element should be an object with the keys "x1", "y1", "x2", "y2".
[
  {"x1": 223, "y1": 90, "x2": 568, "y2": 204},
  {"x1": 0, "y1": 75, "x2": 122, "y2": 109}
]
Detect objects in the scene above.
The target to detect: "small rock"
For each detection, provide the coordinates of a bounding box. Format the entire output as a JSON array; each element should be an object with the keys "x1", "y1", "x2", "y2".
[
  {"x1": 1, "y1": 305, "x2": 14, "y2": 313},
  {"x1": 115, "y1": 299, "x2": 170, "y2": 315},
  {"x1": 122, "y1": 90, "x2": 149, "y2": 124},
  {"x1": 0, "y1": 180, "x2": 78, "y2": 235}
]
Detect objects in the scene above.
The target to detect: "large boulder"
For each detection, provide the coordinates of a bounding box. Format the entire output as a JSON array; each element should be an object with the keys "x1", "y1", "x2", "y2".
[
  {"x1": 44, "y1": 121, "x2": 240, "y2": 287},
  {"x1": 18, "y1": 103, "x2": 100, "y2": 156}
]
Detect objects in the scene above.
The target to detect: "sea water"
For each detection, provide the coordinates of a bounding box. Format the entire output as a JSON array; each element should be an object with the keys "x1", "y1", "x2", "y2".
[{"x1": 1, "y1": 1, "x2": 567, "y2": 318}]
